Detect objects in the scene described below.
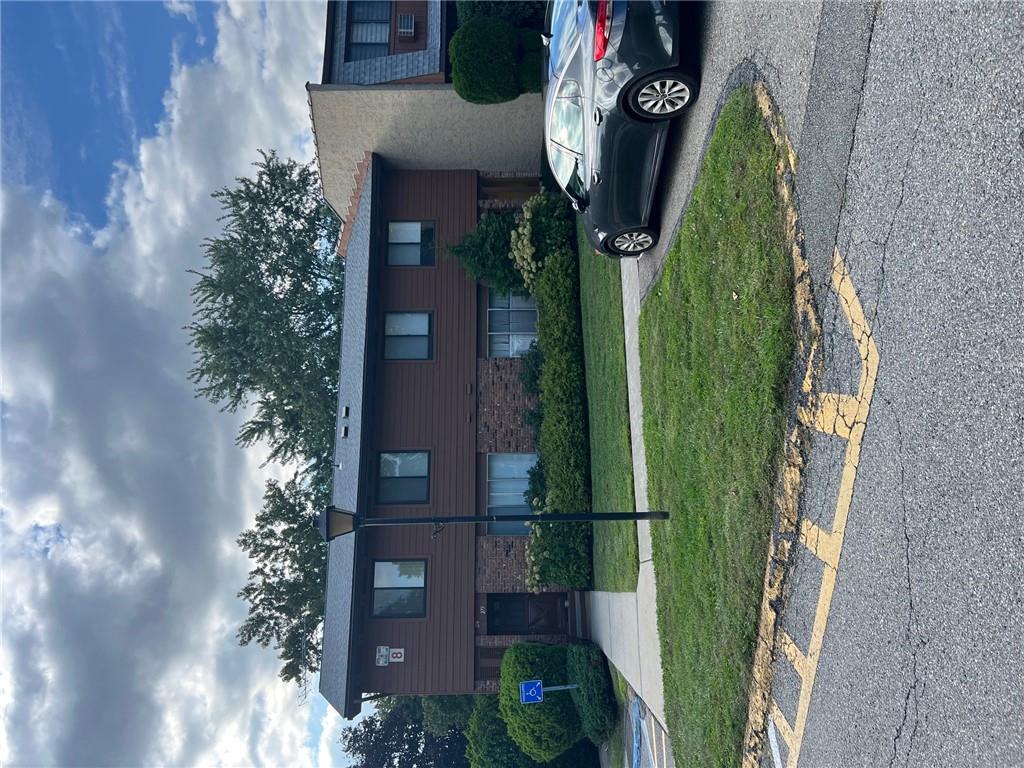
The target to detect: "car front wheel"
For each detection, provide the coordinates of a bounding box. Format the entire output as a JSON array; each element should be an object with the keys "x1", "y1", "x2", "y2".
[
  {"x1": 605, "y1": 227, "x2": 658, "y2": 257},
  {"x1": 627, "y1": 71, "x2": 698, "y2": 120}
]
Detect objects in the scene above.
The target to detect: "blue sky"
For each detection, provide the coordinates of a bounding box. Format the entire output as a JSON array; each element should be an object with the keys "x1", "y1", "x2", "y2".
[
  {"x1": 0, "y1": 3, "x2": 354, "y2": 766},
  {"x1": 2, "y1": 2, "x2": 216, "y2": 226}
]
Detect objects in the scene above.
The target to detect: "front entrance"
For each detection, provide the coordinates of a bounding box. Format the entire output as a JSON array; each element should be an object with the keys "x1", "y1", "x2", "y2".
[{"x1": 486, "y1": 592, "x2": 567, "y2": 635}]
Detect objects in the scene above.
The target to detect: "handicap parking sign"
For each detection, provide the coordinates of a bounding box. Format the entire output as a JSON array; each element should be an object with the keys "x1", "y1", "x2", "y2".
[{"x1": 519, "y1": 679, "x2": 544, "y2": 704}]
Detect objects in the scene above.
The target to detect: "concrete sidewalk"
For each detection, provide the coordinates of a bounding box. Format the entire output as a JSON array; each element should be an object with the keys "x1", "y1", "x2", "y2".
[{"x1": 587, "y1": 258, "x2": 666, "y2": 728}]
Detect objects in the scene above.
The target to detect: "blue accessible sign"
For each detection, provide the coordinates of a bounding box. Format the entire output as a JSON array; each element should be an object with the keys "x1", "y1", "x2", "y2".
[{"x1": 519, "y1": 679, "x2": 544, "y2": 704}]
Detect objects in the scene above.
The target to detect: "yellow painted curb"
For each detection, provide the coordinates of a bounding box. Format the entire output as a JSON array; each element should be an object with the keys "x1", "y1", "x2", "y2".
[{"x1": 742, "y1": 82, "x2": 880, "y2": 768}]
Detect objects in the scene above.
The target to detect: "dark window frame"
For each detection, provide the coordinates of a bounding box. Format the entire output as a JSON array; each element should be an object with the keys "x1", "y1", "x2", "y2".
[
  {"x1": 487, "y1": 291, "x2": 538, "y2": 359},
  {"x1": 486, "y1": 452, "x2": 538, "y2": 535},
  {"x1": 371, "y1": 559, "x2": 428, "y2": 619},
  {"x1": 344, "y1": 1, "x2": 392, "y2": 63},
  {"x1": 386, "y1": 220, "x2": 436, "y2": 267},
  {"x1": 383, "y1": 311, "x2": 434, "y2": 360},
  {"x1": 376, "y1": 450, "x2": 431, "y2": 505}
]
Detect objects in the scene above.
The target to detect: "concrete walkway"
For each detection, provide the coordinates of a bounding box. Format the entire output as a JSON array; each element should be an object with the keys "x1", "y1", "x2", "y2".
[{"x1": 587, "y1": 258, "x2": 667, "y2": 727}]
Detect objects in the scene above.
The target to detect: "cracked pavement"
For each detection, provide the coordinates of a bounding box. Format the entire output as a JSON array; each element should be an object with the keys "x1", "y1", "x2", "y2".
[{"x1": 638, "y1": 2, "x2": 1024, "y2": 765}]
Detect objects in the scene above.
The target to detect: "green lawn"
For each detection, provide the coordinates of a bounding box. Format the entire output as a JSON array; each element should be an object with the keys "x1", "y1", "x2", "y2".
[
  {"x1": 640, "y1": 88, "x2": 794, "y2": 764},
  {"x1": 577, "y1": 217, "x2": 638, "y2": 592}
]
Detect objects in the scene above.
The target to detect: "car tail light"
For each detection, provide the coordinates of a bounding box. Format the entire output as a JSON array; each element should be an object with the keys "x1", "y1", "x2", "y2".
[{"x1": 593, "y1": 0, "x2": 611, "y2": 61}]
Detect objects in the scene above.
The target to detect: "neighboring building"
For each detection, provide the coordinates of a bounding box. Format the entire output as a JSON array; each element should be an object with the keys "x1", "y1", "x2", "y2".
[{"x1": 309, "y1": 2, "x2": 580, "y2": 720}]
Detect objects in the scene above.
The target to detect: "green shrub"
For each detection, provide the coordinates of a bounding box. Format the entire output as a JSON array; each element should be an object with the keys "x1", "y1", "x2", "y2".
[
  {"x1": 456, "y1": 0, "x2": 544, "y2": 28},
  {"x1": 517, "y1": 30, "x2": 543, "y2": 93},
  {"x1": 450, "y1": 18, "x2": 521, "y2": 104},
  {"x1": 499, "y1": 643, "x2": 583, "y2": 762},
  {"x1": 524, "y1": 193, "x2": 592, "y2": 589},
  {"x1": 519, "y1": 342, "x2": 543, "y2": 397},
  {"x1": 422, "y1": 694, "x2": 476, "y2": 737},
  {"x1": 547, "y1": 739, "x2": 600, "y2": 766},
  {"x1": 466, "y1": 695, "x2": 541, "y2": 768},
  {"x1": 566, "y1": 644, "x2": 618, "y2": 744},
  {"x1": 449, "y1": 211, "x2": 525, "y2": 294}
]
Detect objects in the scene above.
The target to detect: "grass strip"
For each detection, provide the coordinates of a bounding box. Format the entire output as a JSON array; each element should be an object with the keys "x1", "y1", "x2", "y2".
[
  {"x1": 640, "y1": 87, "x2": 794, "y2": 765},
  {"x1": 577, "y1": 218, "x2": 639, "y2": 592}
]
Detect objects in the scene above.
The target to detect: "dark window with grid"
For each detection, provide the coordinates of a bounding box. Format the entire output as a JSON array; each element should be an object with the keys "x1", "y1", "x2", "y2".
[
  {"x1": 488, "y1": 290, "x2": 537, "y2": 358},
  {"x1": 388, "y1": 221, "x2": 435, "y2": 266},
  {"x1": 378, "y1": 451, "x2": 429, "y2": 504},
  {"x1": 384, "y1": 312, "x2": 432, "y2": 360},
  {"x1": 487, "y1": 453, "x2": 537, "y2": 535},
  {"x1": 345, "y1": 1, "x2": 391, "y2": 62},
  {"x1": 372, "y1": 560, "x2": 426, "y2": 618}
]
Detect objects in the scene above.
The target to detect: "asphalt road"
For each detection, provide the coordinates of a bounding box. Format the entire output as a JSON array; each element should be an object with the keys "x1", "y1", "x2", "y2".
[{"x1": 637, "y1": 2, "x2": 1024, "y2": 765}]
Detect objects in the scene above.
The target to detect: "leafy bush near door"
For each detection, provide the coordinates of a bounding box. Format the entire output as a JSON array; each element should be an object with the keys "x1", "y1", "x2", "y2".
[
  {"x1": 448, "y1": 211, "x2": 526, "y2": 294},
  {"x1": 498, "y1": 643, "x2": 584, "y2": 761}
]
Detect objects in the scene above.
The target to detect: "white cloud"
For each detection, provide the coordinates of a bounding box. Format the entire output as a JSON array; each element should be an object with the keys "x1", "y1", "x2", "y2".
[
  {"x1": 164, "y1": 0, "x2": 208, "y2": 46},
  {"x1": 1, "y1": 2, "x2": 332, "y2": 766}
]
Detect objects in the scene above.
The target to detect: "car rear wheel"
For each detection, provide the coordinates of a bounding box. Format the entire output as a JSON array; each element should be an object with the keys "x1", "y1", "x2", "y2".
[
  {"x1": 627, "y1": 71, "x2": 698, "y2": 120},
  {"x1": 605, "y1": 227, "x2": 658, "y2": 257}
]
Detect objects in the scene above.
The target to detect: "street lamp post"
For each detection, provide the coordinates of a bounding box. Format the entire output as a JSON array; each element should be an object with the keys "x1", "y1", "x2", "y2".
[{"x1": 318, "y1": 506, "x2": 668, "y2": 542}]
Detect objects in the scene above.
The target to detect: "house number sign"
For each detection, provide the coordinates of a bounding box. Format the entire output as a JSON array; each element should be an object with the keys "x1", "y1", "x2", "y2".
[{"x1": 375, "y1": 646, "x2": 407, "y2": 666}]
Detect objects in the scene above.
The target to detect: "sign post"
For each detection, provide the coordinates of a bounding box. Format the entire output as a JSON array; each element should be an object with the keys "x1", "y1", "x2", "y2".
[
  {"x1": 519, "y1": 679, "x2": 579, "y2": 705},
  {"x1": 519, "y1": 679, "x2": 544, "y2": 705}
]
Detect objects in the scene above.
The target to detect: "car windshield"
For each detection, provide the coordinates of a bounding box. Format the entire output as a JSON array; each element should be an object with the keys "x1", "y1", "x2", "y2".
[
  {"x1": 546, "y1": 0, "x2": 580, "y2": 78},
  {"x1": 548, "y1": 81, "x2": 584, "y2": 152},
  {"x1": 546, "y1": 78, "x2": 585, "y2": 200}
]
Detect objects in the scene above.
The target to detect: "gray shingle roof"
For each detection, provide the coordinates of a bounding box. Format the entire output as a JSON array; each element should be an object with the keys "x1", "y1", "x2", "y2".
[{"x1": 318, "y1": 157, "x2": 375, "y2": 720}]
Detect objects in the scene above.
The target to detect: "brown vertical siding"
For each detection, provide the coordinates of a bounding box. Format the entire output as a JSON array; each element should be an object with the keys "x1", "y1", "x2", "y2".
[{"x1": 359, "y1": 168, "x2": 479, "y2": 695}]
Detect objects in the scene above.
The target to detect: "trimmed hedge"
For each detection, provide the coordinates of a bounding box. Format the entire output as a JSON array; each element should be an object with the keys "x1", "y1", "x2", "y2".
[
  {"x1": 517, "y1": 30, "x2": 543, "y2": 94},
  {"x1": 527, "y1": 193, "x2": 593, "y2": 590},
  {"x1": 499, "y1": 643, "x2": 583, "y2": 761},
  {"x1": 567, "y1": 643, "x2": 618, "y2": 744},
  {"x1": 456, "y1": 0, "x2": 544, "y2": 28},
  {"x1": 467, "y1": 695, "x2": 601, "y2": 767},
  {"x1": 450, "y1": 17, "x2": 521, "y2": 104},
  {"x1": 448, "y1": 211, "x2": 525, "y2": 294}
]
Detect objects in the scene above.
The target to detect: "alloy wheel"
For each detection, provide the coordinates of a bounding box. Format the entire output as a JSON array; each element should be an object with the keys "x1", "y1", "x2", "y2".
[
  {"x1": 612, "y1": 231, "x2": 654, "y2": 253},
  {"x1": 636, "y1": 78, "x2": 691, "y2": 116}
]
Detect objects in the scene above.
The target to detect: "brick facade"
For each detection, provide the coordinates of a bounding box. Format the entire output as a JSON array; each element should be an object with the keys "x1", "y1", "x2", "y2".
[
  {"x1": 475, "y1": 536, "x2": 530, "y2": 593},
  {"x1": 476, "y1": 358, "x2": 537, "y2": 454}
]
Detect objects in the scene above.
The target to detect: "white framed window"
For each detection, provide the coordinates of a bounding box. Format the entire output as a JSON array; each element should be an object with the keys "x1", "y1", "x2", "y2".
[
  {"x1": 488, "y1": 290, "x2": 537, "y2": 358},
  {"x1": 487, "y1": 453, "x2": 538, "y2": 535}
]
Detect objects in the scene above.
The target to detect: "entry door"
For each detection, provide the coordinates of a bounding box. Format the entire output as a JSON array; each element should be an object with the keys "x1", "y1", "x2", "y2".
[{"x1": 487, "y1": 593, "x2": 567, "y2": 635}]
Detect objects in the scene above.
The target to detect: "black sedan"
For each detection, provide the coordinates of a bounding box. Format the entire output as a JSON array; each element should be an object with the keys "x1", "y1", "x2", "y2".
[{"x1": 543, "y1": 0, "x2": 698, "y2": 256}]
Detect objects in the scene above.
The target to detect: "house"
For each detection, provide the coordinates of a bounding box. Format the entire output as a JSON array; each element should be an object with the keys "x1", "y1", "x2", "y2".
[{"x1": 309, "y1": 1, "x2": 582, "y2": 720}]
